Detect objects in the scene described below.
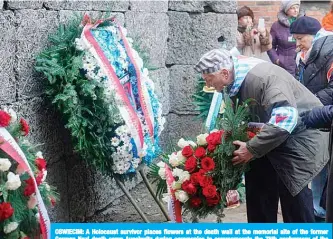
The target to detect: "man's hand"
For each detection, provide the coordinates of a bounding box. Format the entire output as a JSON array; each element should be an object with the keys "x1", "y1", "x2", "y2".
[{"x1": 232, "y1": 140, "x2": 253, "y2": 165}]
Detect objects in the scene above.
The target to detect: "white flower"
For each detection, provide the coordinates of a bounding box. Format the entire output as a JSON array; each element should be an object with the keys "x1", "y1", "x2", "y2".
[
  {"x1": 156, "y1": 161, "x2": 165, "y2": 168},
  {"x1": 45, "y1": 183, "x2": 51, "y2": 191},
  {"x1": 177, "y1": 138, "x2": 196, "y2": 149},
  {"x1": 15, "y1": 163, "x2": 26, "y2": 175},
  {"x1": 4, "y1": 222, "x2": 19, "y2": 234},
  {"x1": 4, "y1": 107, "x2": 17, "y2": 123},
  {"x1": 197, "y1": 133, "x2": 209, "y2": 146},
  {"x1": 175, "y1": 190, "x2": 189, "y2": 203},
  {"x1": 176, "y1": 151, "x2": 186, "y2": 164},
  {"x1": 168, "y1": 153, "x2": 181, "y2": 167},
  {"x1": 35, "y1": 151, "x2": 43, "y2": 158},
  {"x1": 115, "y1": 125, "x2": 129, "y2": 136},
  {"x1": 5, "y1": 172, "x2": 21, "y2": 190},
  {"x1": 42, "y1": 170, "x2": 48, "y2": 182},
  {"x1": 162, "y1": 193, "x2": 171, "y2": 203},
  {"x1": 84, "y1": 63, "x2": 95, "y2": 72},
  {"x1": 0, "y1": 158, "x2": 11, "y2": 172},
  {"x1": 172, "y1": 168, "x2": 190, "y2": 183},
  {"x1": 172, "y1": 181, "x2": 182, "y2": 190},
  {"x1": 111, "y1": 137, "x2": 120, "y2": 147},
  {"x1": 74, "y1": 38, "x2": 87, "y2": 51},
  {"x1": 28, "y1": 194, "x2": 37, "y2": 209},
  {"x1": 35, "y1": 213, "x2": 40, "y2": 222},
  {"x1": 177, "y1": 138, "x2": 188, "y2": 148},
  {"x1": 158, "y1": 167, "x2": 166, "y2": 180}
]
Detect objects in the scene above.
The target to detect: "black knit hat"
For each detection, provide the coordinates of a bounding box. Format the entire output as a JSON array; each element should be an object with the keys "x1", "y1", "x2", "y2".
[
  {"x1": 290, "y1": 16, "x2": 321, "y2": 35},
  {"x1": 237, "y1": 6, "x2": 254, "y2": 21}
]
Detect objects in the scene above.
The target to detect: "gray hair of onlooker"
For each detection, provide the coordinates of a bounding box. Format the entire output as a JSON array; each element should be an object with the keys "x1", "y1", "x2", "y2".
[{"x1": 194, "y1": 49, "x2": 234, "y2": 74}]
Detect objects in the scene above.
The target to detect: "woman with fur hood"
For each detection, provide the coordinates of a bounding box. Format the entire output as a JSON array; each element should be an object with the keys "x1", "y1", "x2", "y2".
[
  {"x1": 267, "y1": 0, "x2": 302, "y2": 76},
  {"x1": 236, "y1": 6, "x2": 272, "y2": 60}
]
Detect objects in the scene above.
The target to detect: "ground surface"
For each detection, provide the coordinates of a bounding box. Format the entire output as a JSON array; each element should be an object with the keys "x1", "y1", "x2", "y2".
[{"x1": 106, "y1": 182, "x2": 283, "y2": 223}]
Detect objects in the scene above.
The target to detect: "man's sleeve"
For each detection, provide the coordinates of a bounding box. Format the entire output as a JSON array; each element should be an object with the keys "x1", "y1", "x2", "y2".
[{"x1": 246, "y1": 86, "x2": 297, "y2": 158}]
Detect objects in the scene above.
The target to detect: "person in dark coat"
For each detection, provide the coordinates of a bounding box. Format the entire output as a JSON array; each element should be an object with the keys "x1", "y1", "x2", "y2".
[
  {"x1": 290, "y1": 16, "x2": 333, "y2": 221},
  {"x1": 301, "y1": 105, "x2": 333, "y2": 222},
  {"x1": 194, "y1": 49, "x2": 329, "y2": 222},
  {"x1": 267, "y1": 0, "x2": 302, "y2": 76}
]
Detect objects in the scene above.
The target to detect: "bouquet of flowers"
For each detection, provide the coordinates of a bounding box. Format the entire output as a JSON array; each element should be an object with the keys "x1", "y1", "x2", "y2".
[
  {"x1": 0, "y1": 108, "x2": 58, "y2": 239},
  {"x1": 150, "y1": 94, "x2": 255, "y2": 221}
]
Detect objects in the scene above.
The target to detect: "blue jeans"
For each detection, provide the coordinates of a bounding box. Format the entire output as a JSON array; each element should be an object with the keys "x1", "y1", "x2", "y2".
[{"x1": 312, "y1": 164, "x2": 328, "y2": 218}]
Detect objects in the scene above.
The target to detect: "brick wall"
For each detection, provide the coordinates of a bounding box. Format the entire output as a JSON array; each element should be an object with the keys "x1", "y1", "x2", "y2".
[{"x1": 237, "y1": 0, "x2": 331, "y2": 30}]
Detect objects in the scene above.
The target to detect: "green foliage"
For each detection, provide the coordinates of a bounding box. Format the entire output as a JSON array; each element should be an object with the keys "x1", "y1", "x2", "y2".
[{"x1": 35, "y1": 17, "x2": 120, "y2": 176}]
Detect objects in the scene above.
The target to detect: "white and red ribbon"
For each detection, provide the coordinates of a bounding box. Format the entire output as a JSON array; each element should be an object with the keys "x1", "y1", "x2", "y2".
[
  {"x1": 165, "y1": 164, "x2": 182, "y2": 223},
  {"x1": 0, "y1": 127, "x2": 50, "y2": 239}
]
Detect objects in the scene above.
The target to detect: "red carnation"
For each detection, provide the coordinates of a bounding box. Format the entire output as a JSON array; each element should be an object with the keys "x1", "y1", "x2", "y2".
[
  {"x1": 201, "y1": 157, "x2": 215, "y2": 171},
  {"x1": 206, "y1": 192, "x2": 221, "y2": 206},
  {"x1": 247, "y1": 131, "x2": 256, "y2": 139},
  {"x1": 182, "y1": 145, "x2": 193, "y2": 157},
  {"x1": 207, "y1": 144, "x2": 216, "y2": 152},
  {"x1": 194, "y1": 147, "x2": 206, "y2": 158},
  {"x1": 0, "y1": 110, "x2": 11, "y2": 127},
  {"x1": 184, "y1": 156, "x2": 197, "y2": 173},
  {"x1": 50, "y1": 197, "x2": 56, "y2": 206},
  {"x1": 36, "y1": 171, "x2": 44, "y2": 186},
  {"x1": 203, "y1": 184, "x2": 217, "y2": 199},
  {"x1": 20, "y1": 118, "x2": 29, "y2": 136},
  {"x1": 35, "y1": 158, "x2": 47, "y2": 171},
  {"x1": 190, "y1": 197, "x2": 202, "y2": 208},
  {"x1": 24, "y1": 177, "x2": 36, "y2": 196},
  {"x1": 0, "y1": 202, "x2": 14, "y2": 221},
  {"x1": 181, "y1": 180, "x2": 197, "y2": 195},
  {"x1": 206, "y1": 131, "x2": 223, "y2": 145},
  {"x1": 199, "y1": 176, "x2": 213, "y2": 187}
]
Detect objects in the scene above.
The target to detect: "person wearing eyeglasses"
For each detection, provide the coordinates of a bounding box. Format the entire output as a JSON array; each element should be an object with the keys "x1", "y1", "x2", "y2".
[{"x1": 291, "y1": 15, "x2": 333, "y2": 222}]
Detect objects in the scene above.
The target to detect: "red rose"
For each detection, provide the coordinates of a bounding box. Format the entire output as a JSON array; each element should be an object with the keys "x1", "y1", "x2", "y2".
[
  {"x1": 201, "y1": 157, "x2": 215, "y2": 171},
  {"x1": 207, "y1": 144, "x2": 216, "y2": 152},
  {"x1": 20, "y1": 118, "x2": 29, "y2": 136},
  {"x1": 184, "y1": 156, "x2": 197, "y2": 173},
  {"x1": 199, "y1": 176, "x2": 213, "y2": 187},
  {"x1": 35, "y1": 158, "x2": 47, "y2": 171},
  {"x1": 190, "y1": 197, "x2": 202, "y2": 208},
  {"x1": 181, "y1": 180, "x2": 197, "y2": 194},
  {"x1": 0, "y1": 111, "x2": 11, "y2": 127},
  {"x1": 24, "y1": 177, "x2": 36, "y2": 196},
  {"x1": 182, "y1": 145, "x2": 193, "y2": 157},
  {"x1": 190, "y1": 170, "x2": 205, "y2": 185},
  {"x1": 0, "y1": 202, "x2": 14, "y2": 221},
  {"x1": 194, "y1": 147, "x2": 206, "y2": 158},
  {"x1": 247, "y1": 131, "x2": 256, "y2": 139},
  {"x1": 206, "y1": 192, "x2": 221, "y2": 206},
  {"x1": 206, "y1": 131, "x2": 223, "y2": 145},
  {"x1": 202, "y1": 185, "x2": 217, "y2": 199}
]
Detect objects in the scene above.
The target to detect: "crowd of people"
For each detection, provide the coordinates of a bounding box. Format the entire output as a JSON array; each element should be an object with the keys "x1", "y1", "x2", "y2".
[{"x1": 195, "y1": 0, "x2": 333, "y2": 223}]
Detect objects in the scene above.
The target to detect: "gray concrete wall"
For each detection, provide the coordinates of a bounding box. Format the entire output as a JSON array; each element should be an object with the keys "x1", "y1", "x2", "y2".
[{"x1": 0, "y1": 0, "x2": 237, "y2": 222}]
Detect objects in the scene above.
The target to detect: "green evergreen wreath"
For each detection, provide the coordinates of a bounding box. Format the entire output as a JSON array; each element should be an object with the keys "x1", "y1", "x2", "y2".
[{"x1": 35, "y1": 16, "x2": 165, "y2": 178}]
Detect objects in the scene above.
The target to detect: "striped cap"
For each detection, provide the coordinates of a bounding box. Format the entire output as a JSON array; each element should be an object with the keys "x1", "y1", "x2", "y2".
[{"x1": 194, "y1": 49, "x2": 233, "y2": 74}]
